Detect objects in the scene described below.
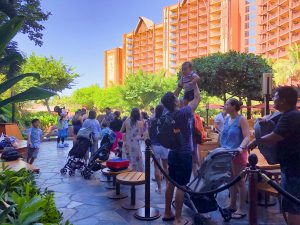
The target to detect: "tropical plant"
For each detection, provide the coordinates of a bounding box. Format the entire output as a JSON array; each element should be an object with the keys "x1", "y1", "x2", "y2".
[
  {"x1": 0, "y1": 0, "x2": 51, "y2": 46},
  {"x1": 0, "y1": 11, "x2": 56, "y2": 121},
  {"x1": 272, "y1": 43, "x2": 300, "y2": 86},
  {"x1": 0, "y1": 163, "x2": 70, "y2": 224},
  {"x1": 19, "y1": 53, "x2": 80, "y2": 112},
  {"x1": 192, "y1": 51, "x2": 272, "y2": 118}
]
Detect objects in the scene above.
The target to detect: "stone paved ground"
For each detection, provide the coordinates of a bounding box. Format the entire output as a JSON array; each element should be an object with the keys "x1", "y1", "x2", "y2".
[{"x1": 34, "y1": 141, "x2": 286, "y2": 225}]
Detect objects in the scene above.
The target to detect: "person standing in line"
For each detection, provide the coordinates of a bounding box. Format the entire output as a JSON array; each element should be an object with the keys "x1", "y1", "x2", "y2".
[
  {"x1": 82, "y1": 110, "x2": 101, "y2": 161},
  {"x1": 109, "y1": 111, "x2": 123, "y2": 153},
  {"x1": 248, "y1": 86, "x2": 300, "y2": 225},
  {"x1": 220, "y1": 99, "x2": 250, "y2": 219},
  {"x1": 120, "y1": 108, "x2": 144, "y2": 172},
  {"x1": 214, "y1": 108, "x2": 227, "y2": 133},
  {"x1": 149, "y1": 105, "x2": 169, "y2": 194},
  {"x1": 71, "y1": 110, "x2": 83, "y2": 144},
  {"x1": 57, "y1": 111, "x2": 68, "y2": 148},
  {"x1": 162, "y1": 81, "x2": 201, "y2": 225},
  {"x1": 81, "y1": 107, "x2": 88, "y2": 122},
  {"x1": 101, "y1": 107, "x2": 114, "y2": 128},
  {"x1": 27, "y1": 119, "x2": 43, "y2": 164}
]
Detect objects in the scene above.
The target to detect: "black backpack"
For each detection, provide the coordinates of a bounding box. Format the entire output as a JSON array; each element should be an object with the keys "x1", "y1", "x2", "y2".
[
  {"x1": 157, "y1": 112, "x2": 181, "y2": 149},
  {"x1": 1, "y1": 147, "x2": 21, "y2": 161}
]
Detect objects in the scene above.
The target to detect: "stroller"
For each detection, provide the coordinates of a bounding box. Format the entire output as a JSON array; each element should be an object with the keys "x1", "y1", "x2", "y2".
[
  {"x1": 60, "y1": 127, "x2": 94, "y2": 176},
  {"x1": 183, "y1": 147, "x2": 240, "y2": 224},
  {"x1": 81, "y1": 132, "x2": 116, "y2": 179}
]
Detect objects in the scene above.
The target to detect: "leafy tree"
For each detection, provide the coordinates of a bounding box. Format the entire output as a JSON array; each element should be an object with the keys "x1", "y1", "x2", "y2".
[
  {"x1": 122, "y1": 70, "x2": 177, "y2": 110},
  {"x1": 272, "y1": 43, "x2": 300, "y2": 86},
  {"x1": 19, "y1": 53, "x2": 79, "y2": 112},
  {"x1": 192, "y1": 51, "x2": 272, "y2": 118},
  {"x1": 71, "y1": 84, "x2": 100, "y2": 110},
  {"x1": 0, "y1": 0, "x2": 51, "y2": 46}
]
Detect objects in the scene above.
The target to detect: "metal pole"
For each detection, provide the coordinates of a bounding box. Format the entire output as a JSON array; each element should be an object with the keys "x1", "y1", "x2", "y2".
[
  {"x1": 206, "y1": 103, "x2": 209, "y2": 126},
  {"x1": 248, "y1": 154, "x2": 258, "y2": 225},
  {"x1": 135, "y1": 139, "x2": 160, "y2": 220}
]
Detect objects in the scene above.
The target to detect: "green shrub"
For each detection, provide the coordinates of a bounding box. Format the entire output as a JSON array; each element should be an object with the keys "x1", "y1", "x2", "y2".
[
  {"x1": 0, "y1": 163, "x2": 71, "y2": 225},
  {"x1": 17, "y1": 111, "x2": 57, "y2": 132}
]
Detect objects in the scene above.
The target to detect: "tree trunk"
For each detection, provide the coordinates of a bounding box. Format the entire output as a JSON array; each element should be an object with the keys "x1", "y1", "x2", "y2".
[
  {"x1": 44, "y1": 98, "x2": 51, "y2": 113},
  {"x1": 223, "y1": 93, "x2": 227, "y2": 105},
  {"x1": 246, "y1": 98, "x2": 252, "y2": 120}
]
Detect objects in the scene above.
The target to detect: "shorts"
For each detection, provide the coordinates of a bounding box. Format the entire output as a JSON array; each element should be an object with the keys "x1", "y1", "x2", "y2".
[
  {"x1": 152, "y1": 144, "x2": 169, "y2": 160},
  {"x1": 58, "y1": 129, "x2": 68, "y2": 138},
  {"x1": 233, "y1": 150, "x2": 248, "y2": 166},
  {"x1": 184, "y1": 90, "x2": 194, "y2": 102},
  {"x1": 73, "y1": 125, "x2": 81, "y2": 135},
  {"x1": 28, "y1": 147, "x2": 39, "y2": 159},
  {"x1": 281, "y1": 171, "x2": 300, "y2": 214},
  {"x1": 168, "y1": 151, "x2": 192, "y2": 186}
]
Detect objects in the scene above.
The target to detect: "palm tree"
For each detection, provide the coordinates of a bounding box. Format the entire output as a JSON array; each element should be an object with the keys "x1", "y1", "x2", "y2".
[{"x1": 273, "y1": 43, "x2": 300, "y2": 86}]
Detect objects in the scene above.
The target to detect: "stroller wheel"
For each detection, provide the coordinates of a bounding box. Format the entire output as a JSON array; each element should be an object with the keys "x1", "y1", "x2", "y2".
[
  {"x1": 83, "y1": 173, "x2": 91, "y2": 180},
  {"x1": 219, "y1": 208, "x2": 232, "y2": 222},
  {"x1": 69, "y1": 170, "x2": 75, "y2": 176},
  {"x1": 60, "y1": 168, "x2": 67, "y2": 175},
  {"x1": 194, "y1": 213, "x2": 205, "y2": 225}
]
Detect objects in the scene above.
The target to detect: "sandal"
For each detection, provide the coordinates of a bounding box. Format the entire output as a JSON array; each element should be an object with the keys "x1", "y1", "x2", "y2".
[
  {"x1": 173, "y1": 219, "x2": 192, "y2": 225},
  {"x1": 225, "y1": 207, "x2": 237, "y2": 213},
  {"x1": 155, "y1": 187, "x2": 162, "y2": 194},
  {"x1": 162, "y1": 216, "x2": 175, "y2": 221},
  {"x1": 231, "y1": 212, "x2": 247, "y2": 219}
]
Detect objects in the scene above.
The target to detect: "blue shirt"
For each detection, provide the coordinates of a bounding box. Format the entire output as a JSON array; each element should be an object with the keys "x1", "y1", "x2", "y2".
[
  {"x1": 174, "y1": 106, "x2": 194, "y2": 153},
  {"x1": 220, "y1": 115, "x2": 243, "y2": 150},
  {"x1": 82, "y1": 119, "x2": 101, "y2": 139},
  {"x1": 28, "y1": 127, "x2": 43, "y2": 148}
]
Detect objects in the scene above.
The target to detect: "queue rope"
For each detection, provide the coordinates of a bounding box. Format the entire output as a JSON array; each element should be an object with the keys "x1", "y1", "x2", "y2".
[
  {"x1": 151, "y1": 151, "x2": 246, "y2": 196},
  {"x1": 260, "y1": 172, "x2": 300, "y2": 205}
]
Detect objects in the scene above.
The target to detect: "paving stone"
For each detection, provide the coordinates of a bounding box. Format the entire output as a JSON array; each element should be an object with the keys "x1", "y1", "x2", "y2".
[
  {"x1": 67, "y1": 201, "x2": 84, "y2": 209},
  {"x1": 59, "y1": 208, "x2": 76, "y2": 222},
  {"x1": 74, "y1": 217, "x2": 100, "y2": 225}
]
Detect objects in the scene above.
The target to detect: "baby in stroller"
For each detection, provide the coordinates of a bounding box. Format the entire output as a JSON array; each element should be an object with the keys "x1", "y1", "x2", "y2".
[{"x1": 81, "y1": 131, "x2": 116, "y2": 179}]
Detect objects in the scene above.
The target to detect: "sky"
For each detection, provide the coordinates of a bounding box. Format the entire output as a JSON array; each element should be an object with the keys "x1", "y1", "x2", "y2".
[{"x1": 14, "y1": 0, "x2": 177, "y2": 95}]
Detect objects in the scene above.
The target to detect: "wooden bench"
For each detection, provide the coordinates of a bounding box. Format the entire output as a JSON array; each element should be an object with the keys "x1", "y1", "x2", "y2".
[
  {"x1": 117, "y1": 171, "x2": 145, "y2": 210},
  {"x1": 1, "y1": 158, "x2": 39, "y2": 173}
]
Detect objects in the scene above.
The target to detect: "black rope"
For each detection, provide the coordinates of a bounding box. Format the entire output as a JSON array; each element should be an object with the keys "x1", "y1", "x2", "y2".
[
  {"x1": 151, "y1": 151, "x2": 245, "y2": 196},
  {"x1": 260, "y1": 172, "x2": 300, "y2": 205}
]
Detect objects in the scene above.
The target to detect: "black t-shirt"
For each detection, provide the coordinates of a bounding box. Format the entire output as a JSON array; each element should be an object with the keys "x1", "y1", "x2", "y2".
[
  {"x1": 273, "y1": 109, "x2": 300, "y2": 170},
  {"x1": 109, "y1": 118, "x2": 123, "y2": 132}
]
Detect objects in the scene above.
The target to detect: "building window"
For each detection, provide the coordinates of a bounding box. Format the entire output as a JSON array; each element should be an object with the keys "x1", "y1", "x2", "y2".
[
  {"x1": 171, "y1": 47, "x2": 176, "y2": 51},
  {"x1": 170, "y1": 40, "x2": 176, "y2": 44},
  {"x1": 171, "y1": 25, "x2": 177, "y2": 30},
  {"x1": 249, "y1": 4, "x2": 256, "y2": 11},
  {"x1": 128, "y1": 44, "x2": 132, "y2": 48},
  {"x1": 170, "y1": 54, "x2": 176, "y2": 59},
  {"x1": 248, "y1": 46, "x2": 256, "y2": 53},
  {"x1": 249, "y1": 38, "x2": 256, "y2": 45},
  {"x1": 249, "y1": 29, "x2": 256, "y2": 36},
  {"x1": 249, "y1": 21, "x2": 256, "y2": 27},
  {"x1": 170, "y1": 61, "x2": 176, "y2": 66}
]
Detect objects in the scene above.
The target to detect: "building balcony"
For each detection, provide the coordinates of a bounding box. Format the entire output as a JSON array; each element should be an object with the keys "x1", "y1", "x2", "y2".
[
  {"x1": 199, "y1": 35, "x2": 207, "y2": 40},
  {"x1": 279, "y1": 6, "x2": 289, "y2": 15},
  {"x1": 210, "y1": 39, "x2": 220, "y2": 45},
  {"x1": 180, "y1": 16, "x2": 188, "y2": 22},
  {"x1": 268, "y1": 23, "x2": 278, "y2": 31},
  {"x1": 278, "y1": 49, "x2": 287, "y2": 58},
  {"x1": 190, "y1": 4, "x2": 198, "y2": 12},
  {"x1": 279, "y1": 16, "x2": 289, "y2": 26},
  {"x1": 278, "y1": 38, "x2": 289, "y2": 46},
  {"x1": 269, "y1": 13, "x2": 278, "y2": 22},
  {"x1": 292, "y1": 32, "x2": 300, "y2": 42},
  {"x1": 210, "y1": 30, "x2": 221, "y2": 38},
  {"x1": 291, "y1": 0, "x2": 300, "y2": 8},
  {"x1": 266, "y1": 44, "x2": 277, "y2": 52},
  {"x1": 211, "y1": 0, "x2": 221, "y2": 4},
  {"x1": 293, "y1": 10, "x2": 300, "y2": 20},
  {"x1": 210, "y1": 15, "x2": 220, "y2": 22},
  {"x1": 292, "y1": 22, "x2": 300, "y2": 31},
  {"x1": 268, "y1": 32, "x2": 277, "y2": 41},
  {"x1": 210, "y1": 23, "x2": 221, "y2": 29},
  {"x1": 279, "y1": 0, "x2": 288, "y2": 4},
  {"x1": 268, "y1": 2, "x2": 278, "y2": 12},
  {"x1": 210, "y1": 6, "x2": 221, "y2": 13}
]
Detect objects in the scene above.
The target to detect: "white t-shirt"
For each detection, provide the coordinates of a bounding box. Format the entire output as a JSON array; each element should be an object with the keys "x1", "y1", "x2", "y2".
[{"x1": 214, "y1": 113, "x2": 226, "y2": 133}]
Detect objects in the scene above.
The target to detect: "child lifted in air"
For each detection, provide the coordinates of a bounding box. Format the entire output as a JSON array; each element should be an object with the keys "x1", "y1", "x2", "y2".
[{"x1": 178, "y1": 61, "x2": 200, "y2": 106}]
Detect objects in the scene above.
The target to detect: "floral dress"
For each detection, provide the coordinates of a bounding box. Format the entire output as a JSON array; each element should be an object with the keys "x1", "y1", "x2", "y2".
[{"x1": 123, "y1": 119, "x2": 144, "y2": 172}]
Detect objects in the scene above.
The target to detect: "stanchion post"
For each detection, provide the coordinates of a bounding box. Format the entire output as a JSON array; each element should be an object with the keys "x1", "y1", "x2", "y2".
[
  {"x1": 248, "y1": 153, "x2": 258, "y2": 225},
  {"x1": 134, "y1": 139, "x2": 160, "y2": 220}
]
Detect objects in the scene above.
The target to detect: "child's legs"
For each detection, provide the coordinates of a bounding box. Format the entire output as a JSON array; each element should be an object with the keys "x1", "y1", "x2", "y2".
[{"x1": 61, "y1": 137, "x2": 65, "y2": 144}]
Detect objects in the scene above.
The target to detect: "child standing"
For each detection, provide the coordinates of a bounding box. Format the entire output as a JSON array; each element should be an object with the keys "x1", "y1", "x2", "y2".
[
  {"x1": 178, "y1": 61, "x2": 200, "y2": 105},
  {"x1": 27, "y1": 119, "x2": 43, "y2": 164},
  {"x1": 57, "y1": 111, "x2": 68, "y2": 148}
]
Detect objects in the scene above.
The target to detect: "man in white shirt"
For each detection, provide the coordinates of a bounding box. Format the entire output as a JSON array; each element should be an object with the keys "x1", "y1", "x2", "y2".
[{"x1": 214, "y1": 108, "x2": 227, "y2": 133}]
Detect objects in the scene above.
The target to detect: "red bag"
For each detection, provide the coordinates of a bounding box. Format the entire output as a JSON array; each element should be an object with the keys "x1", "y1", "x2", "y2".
[
  {"x1": 193, "y1": 113, "x2": 206, "y2": 144},
  {"x1": 106, "y1": 158, "x2": 130, "y2": 171}
]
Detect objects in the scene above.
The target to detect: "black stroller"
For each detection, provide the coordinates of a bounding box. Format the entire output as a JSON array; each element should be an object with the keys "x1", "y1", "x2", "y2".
[
  {"x1": 81, "y1": 132, "x2": 116, "y2": 179},
  {"x1": 183, "y1": 148, "x2": 240, "y2": 224},
  {"x1": 60, "y1": 127, "x2": 94, "y2": 176}
]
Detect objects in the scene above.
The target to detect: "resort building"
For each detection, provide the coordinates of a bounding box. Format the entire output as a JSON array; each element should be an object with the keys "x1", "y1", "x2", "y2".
[
  {"x1": 104, "y1": 48, "x2": 123, "y2": 87},
  {"x1": 104, "y1": 0, "x2": 300, "y2": 87}
]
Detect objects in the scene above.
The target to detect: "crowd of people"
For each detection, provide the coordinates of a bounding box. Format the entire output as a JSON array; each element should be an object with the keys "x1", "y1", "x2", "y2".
[{"x1": 26, "y1": 61, "x2": 300, "y2": 225}]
